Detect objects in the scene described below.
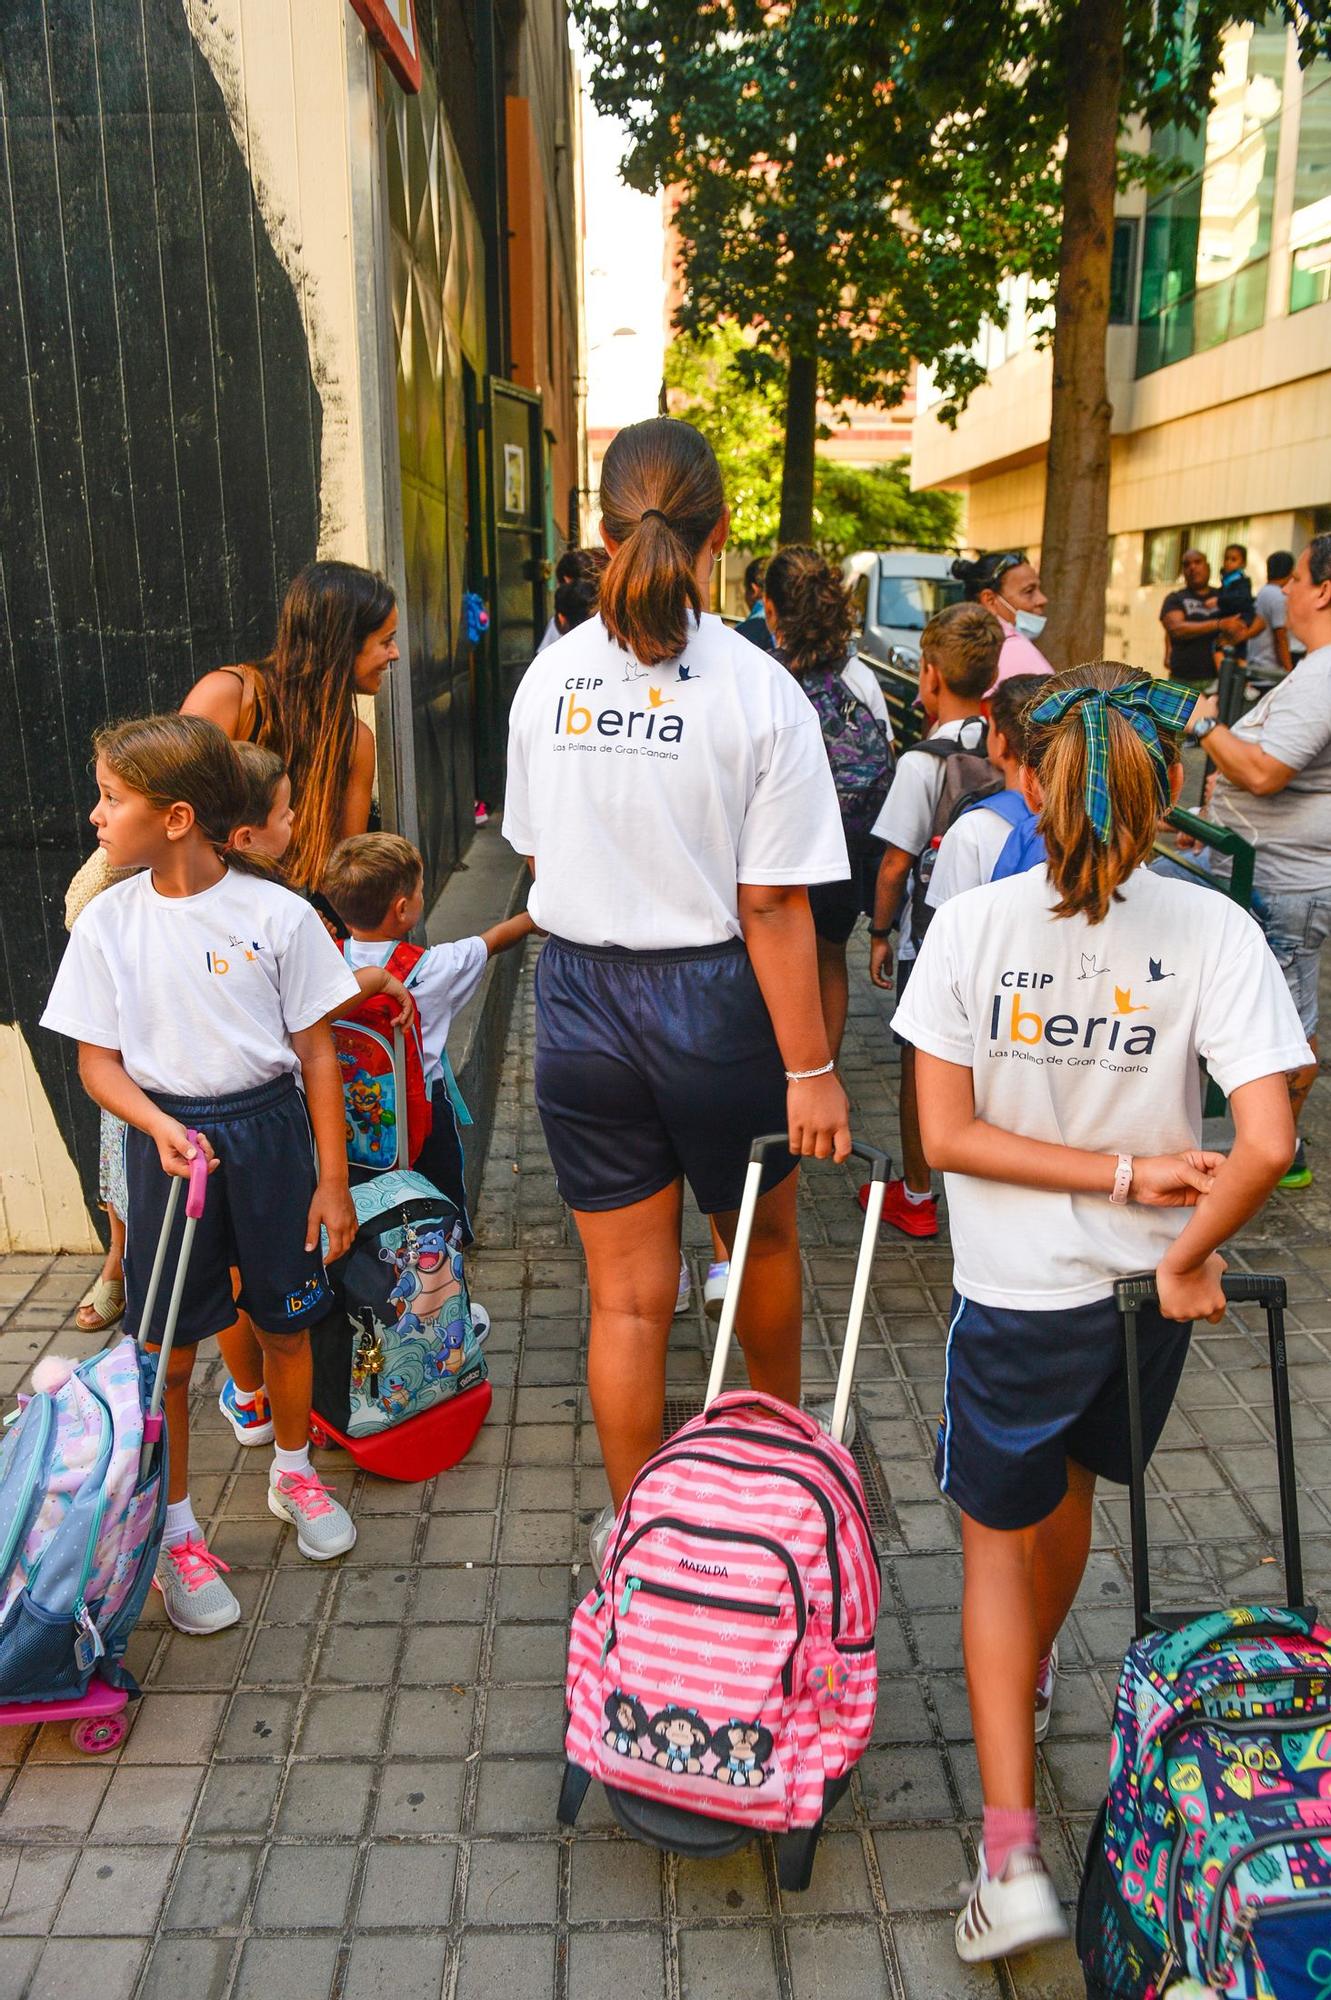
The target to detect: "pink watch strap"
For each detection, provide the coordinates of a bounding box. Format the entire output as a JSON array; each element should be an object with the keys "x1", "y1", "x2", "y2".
[{"x1": 1110, "y1": 1154, "x2": 1133, "y2": 1205}]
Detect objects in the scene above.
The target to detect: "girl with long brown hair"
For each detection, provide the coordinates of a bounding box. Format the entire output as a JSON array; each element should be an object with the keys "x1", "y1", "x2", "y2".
[
  {"x1": 893, "y1": 662, "x2": 1310, "y2": 1964},
  {"x1": 502, "y1": 417, "x2": 852, "y2": 1558},
  {"x1": 182, "y1": 559, "x2": 398, "y2": 890}
]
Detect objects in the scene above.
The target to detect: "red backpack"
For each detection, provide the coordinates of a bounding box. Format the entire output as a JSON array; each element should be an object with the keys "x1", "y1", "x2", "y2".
[{"x1": 332, "y1": 943, "x2": 433, "y2": 1172}]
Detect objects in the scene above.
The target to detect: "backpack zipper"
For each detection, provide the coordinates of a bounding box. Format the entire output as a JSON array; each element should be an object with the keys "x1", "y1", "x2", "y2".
[
  {"x1": 617, "y1": 1576, "x2": 782, "y2": 1620},
  {"x1": 604, "y1": 1518, "x2": 806, "y2": 1694},
  {"x1": 1203, "y1": 1834, "x2": 1331, "y2": 1982},
  {"x1": 651, "y1": 1422, "x2": 879, "y2": 1568}
]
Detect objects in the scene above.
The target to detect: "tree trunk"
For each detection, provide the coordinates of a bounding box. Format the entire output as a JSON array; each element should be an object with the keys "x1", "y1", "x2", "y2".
[
  {"x1": 1038, "y1": 0, "x2": 1125, "y2": 669},
  {"x1": 778, "y1": 349, "x2": 819, "y2": 544}
]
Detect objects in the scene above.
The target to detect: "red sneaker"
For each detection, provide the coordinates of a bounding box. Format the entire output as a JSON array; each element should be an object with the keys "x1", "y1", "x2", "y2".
[{"x1": 857, "y1": 1178, "x2": 938, "y2": 1238}]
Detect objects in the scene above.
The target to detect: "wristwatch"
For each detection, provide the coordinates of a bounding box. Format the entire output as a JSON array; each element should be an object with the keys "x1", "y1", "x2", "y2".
[
  {"x1": 868, "y1": 927, "x2": 892, "y2": 940},
  {"x1": 1192, "y1": 715, "x2": 1218, "y2": 742}
]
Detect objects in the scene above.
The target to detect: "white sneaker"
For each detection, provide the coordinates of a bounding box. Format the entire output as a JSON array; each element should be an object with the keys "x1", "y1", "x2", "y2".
[
  {"x1": 267, "y1": 1469, "x2": 357, "y2": 1560},
  {"x1": 702, "y1": 1261, "x2": 729, "y2": 1322},
  {"x1": 955, "y1": 1847, "x2": 1068, "y2": 1963},
  {"x1": 470, "y1": 1301, "x2": 491, "y2": 1345},
  {"x1": 1034, "y1": 1639, "x2": 1059, "y2": 1744},
  {"x1": 153, "y1": 1537, "x2": 241, "y2": 1635},
  {"x1": 589, "y1": 1502, "x2": 616, "y2": 1577},
  {"x1": 806, "y1": 1398, "x2": 857, "y2": 1450},
  {"x1": 674, "y1": 1256, "x2": 692, "y2": 1319}
]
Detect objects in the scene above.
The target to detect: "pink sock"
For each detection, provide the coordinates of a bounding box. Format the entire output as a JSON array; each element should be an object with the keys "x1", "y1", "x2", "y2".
[{"x1": 983, "y1": 1805, "x2": 1039, "y2": 1876}]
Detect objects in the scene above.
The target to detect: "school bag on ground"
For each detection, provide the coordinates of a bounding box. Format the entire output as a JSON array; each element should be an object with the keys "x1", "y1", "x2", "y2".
[
  {"x1": 558, "y1": 1139, "x2": 887, "y2": 1891},
  {"x1": 333, "y1": 942, "x2": 432, "y2": 1171},
  {"x1": 313, "y1": 1169, "x2": 490, "y2": 1480},
  {"x1": 803, "y1": 657, "x2": 895, "y2": 841},
  {"x1": 906, "y1": 718, "x2": 1002, "y2": 939},
  {"x1": 959, "y1": 787, "x2": 1047, "y2": 882},
  {"x1": 0, "y1": 1150, "x2": 205, "y2": 1716},
  {"x1": 1078, "y1": 1272, "x2": 1331, "y2": 2000}
]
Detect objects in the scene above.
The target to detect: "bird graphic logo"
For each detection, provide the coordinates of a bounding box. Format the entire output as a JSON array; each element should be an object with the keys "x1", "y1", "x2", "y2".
[
  {"x1": 1113, "y1": 986, "x2": 1150, "y2": 1016},
  {"x1": 677, "y1": 662, "x2": 695, "y2": 682},
  {"x1": 1079, "y1": 952, "x2": 1109, "y2": 980},
  {"x1": 1147, "y1": 957, "x2": 1174, "y2": 983},
  {"x1": 647, "y1": 686, "x2": 674, "y2": 710}
]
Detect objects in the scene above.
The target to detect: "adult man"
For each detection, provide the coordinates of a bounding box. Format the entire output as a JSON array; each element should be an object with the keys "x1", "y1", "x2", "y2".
[
  {"x1": 735, "y1": 555, "x2": 775, "y2": 652},
  {"x1": 1188, "y1": 534, "x2": 1331, "y2": 1187},
  {"x1": 1160, "y1": 548, "x2": 1247, "y2": 683},
  {"x1": 1246, "y1": 550, "x2": 1297, "y2": 679}
]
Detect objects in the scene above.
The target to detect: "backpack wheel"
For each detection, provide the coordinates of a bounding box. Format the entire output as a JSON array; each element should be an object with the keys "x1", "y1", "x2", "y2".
[{"x1": 69, "y1": 1713, "x2": 126, "y2": 1755}]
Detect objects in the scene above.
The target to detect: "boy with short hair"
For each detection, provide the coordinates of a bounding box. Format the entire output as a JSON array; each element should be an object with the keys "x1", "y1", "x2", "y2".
[
  {"x1": 320, "y1": 833, "x2": 534, "y2": 1230},
  {"x1": 926, "y1": 674, "x2": 1048, "y2": 910},
  {"x1": 866, "y1": 603, "x2": 1005, "y2": 1236}
]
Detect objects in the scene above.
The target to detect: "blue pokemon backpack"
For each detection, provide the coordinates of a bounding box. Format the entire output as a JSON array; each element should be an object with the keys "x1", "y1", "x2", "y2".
[
  {"x1": 803, "y1": 659, "x2": 895, "y2": 842},
  {"x1": 1078, "y1": 1606, "x2": 1331, "y2": 1999},
  {"x1": 312, "y1": 1170, "x2": 490, "y2": 1480}
]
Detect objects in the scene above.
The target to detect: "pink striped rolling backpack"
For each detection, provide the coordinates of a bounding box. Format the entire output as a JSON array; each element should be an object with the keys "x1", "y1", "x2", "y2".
[{"x1": 558, "y1": 1140, "x2": 887, "y2": 1890}]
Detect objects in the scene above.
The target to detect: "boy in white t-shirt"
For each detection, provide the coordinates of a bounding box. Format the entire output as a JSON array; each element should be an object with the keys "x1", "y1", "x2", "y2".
[
  {"x1": 925, "y1": 674, "x2": 1047, "y2": 911},
  {"x1": 866, "y1": 603, "x2": 1004, "y2": 1236},
  {"x1": 894, "y1": 663, "x2": 1309, "y2": 1965}
]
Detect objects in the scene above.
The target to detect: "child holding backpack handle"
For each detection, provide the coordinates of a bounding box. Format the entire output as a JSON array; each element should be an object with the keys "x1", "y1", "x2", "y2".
[{"x1": 893, "y1": 662, "x2": 1311, "y2": 1964}]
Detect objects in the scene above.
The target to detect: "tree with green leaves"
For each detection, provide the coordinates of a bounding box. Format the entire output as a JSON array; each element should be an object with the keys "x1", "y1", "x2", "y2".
[
  {"x1": 575, "y1": 0, "x2": 1038, "y2": 544},
  {"x1": 875, "y1": 1, "x2": 1331, "y2": 663},
  {"x1": 664, "y1": 324, "x2": 961, "y2": 557}
]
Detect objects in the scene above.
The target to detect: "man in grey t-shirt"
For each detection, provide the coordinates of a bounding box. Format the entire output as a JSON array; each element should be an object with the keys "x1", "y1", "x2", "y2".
[
  {"x1": 1187, "y1": 533, "x2": 1331, "y2": 1184},
  {"x1": 1246, "y1": 550, "x2": 1296, "y2": 678}
]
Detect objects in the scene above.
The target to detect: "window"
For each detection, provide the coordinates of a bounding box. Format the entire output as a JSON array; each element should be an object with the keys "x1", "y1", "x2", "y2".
[
  {"x1": 876, "y1": 574, "x2": 965, "y2": 632},
  {"x1": 1109, "y1": 218, "x2": 1139, "y2": 324},
  {"x1": 1290, "y1": 63, "x2": 1331, "y2": 315},
  {"x1": 1137, "y1": 24, "x2": 1288, "y2": 375},
  {"x1": 1141, "y1": 519, "x2": 1251, "y2": 587},
  {"x1": 1142, "y1": 528, "x2": 1183, "y2": 587}
]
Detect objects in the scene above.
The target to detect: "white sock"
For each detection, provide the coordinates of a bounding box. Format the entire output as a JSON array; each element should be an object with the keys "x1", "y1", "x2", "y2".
[
  {"x1": 271, "y1": 1443, "x2": 312, "y2": 1487},
  {"x1": 902, "y1": 1183, "x2": 932, "y2": 1206},
  {"x1": 232, "y1": 1383, "x2": 260, "y2": 1411},
  {"x1": 164, "y1": 1498, "x2": 200, "y2": 1548}
]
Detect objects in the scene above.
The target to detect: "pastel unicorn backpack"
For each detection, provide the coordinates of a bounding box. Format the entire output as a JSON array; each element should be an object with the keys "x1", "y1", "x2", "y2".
[{"x1": 559, "y1": 1141, "x2": 886, "y2": 1891}]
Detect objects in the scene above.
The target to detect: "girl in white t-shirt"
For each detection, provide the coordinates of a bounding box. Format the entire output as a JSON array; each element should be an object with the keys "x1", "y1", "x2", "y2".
[
  {"x1": 503, "y1": 418, "x2": 852, "y2": 1550},
  {"x1": 43, "y1": 716, "x2": 364, "y2": 1638},
  {"x1": 893, "y1": 662, "x2": 1311, "y2": 1965}
]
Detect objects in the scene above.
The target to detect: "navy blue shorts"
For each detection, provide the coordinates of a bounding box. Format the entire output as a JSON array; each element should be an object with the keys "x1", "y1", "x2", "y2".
[
  {"x1": 534, "y1": 935, "x2": 796, "y2": 1215},
  {"x1": 123, "y1": 1074, "x2": 333, "y2": 1347},
  {"x1": 936, "y1": 1291, "x2": 1192, "y2": 1531}
]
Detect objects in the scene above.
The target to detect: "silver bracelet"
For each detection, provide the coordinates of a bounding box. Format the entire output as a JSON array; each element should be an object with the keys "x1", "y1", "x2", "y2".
[{"x1": 785, "y1": 1060, "x2": 836, "y2": 1082}]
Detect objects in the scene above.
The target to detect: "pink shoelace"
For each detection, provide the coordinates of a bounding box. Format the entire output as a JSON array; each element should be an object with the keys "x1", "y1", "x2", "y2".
[
  {"x1": 164, "y1": 1537, "x2": 231, "y2": 1593},
  {"x1": 274, "y1": 1470, "x2": 335, "y2": 1519}
]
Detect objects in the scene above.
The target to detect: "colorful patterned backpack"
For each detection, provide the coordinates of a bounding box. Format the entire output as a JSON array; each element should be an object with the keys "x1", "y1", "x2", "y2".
[
  {"x1": 558, "y1": 1140, "x2": 886, "y2": 1891},
  {"x1": 802, "y1": 657, "x2": 895, "y2": 841},
  {"x1": 333, "y1": 942, "x2": 432, "y2": 1171}
]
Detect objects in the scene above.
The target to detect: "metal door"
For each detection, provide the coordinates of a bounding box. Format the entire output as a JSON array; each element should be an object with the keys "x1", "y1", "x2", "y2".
[{"x1": 479, "y1": 379, "x2": 546, "y2": 806}]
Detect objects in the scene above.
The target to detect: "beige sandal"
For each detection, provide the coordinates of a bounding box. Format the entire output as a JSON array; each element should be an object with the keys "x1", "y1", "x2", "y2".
[{"x1": 75, "y1": 1276, "x2": 125, "y2": 1332}]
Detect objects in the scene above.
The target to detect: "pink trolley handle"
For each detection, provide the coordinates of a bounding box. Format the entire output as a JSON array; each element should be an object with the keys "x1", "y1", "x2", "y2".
[{"x1": 138, "y1": 1131, "x2": 210, "y2": 1477}]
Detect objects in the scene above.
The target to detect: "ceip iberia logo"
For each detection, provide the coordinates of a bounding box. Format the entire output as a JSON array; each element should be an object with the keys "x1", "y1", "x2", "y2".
[
  {"x1": 205, "y1": 939, "x2": 262, "y2": 975},
  {"x1": 987, "y1": 967, "x2": 1157, "y2": 1064},
  {"x1": 553, "y1": 674, "x2": 685, "y2": 750}
]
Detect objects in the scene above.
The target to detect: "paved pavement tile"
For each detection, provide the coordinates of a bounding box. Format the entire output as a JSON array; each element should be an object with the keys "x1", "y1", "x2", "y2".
[{"x1": 1, "y1": 943, "x2": 1329, "y2": 1995}]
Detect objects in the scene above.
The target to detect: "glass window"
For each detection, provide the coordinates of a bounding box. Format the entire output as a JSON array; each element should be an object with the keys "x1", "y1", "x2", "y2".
[
  {"x1": 1142, "y1": 519, "x2": 1251, "y2": 587},
  {"x1": 1137, "y1": 24, "x2": 1288, "y2": 375},
  {"x1": 1290, "y1": 63, "x2": 1331, "y2": 314},
  {"x1": 1110, "y1": 218, "x2": 1138, "y2": 324},
  {"x1": 876, "y1": 574, "x2": 965, "y2": 632},
  {"x1": 1142, "y1": 527, "x2": 1183, "y2": 587}
]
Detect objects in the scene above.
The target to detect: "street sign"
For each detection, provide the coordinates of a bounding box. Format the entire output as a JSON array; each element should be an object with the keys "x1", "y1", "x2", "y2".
[{"x1": 350, "y1": 0, "x2": 422, "y2": 94}]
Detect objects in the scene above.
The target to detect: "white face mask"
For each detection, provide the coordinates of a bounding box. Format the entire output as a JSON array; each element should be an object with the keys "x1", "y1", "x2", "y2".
[{"x1": 1014, "y1": 609, "x2": 1047, "y2": 640}]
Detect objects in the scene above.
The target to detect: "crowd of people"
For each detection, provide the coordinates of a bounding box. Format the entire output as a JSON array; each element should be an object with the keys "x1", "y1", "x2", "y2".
[{"x1": 40, "y1": 409, "x2": 1331, "y2": 1967}]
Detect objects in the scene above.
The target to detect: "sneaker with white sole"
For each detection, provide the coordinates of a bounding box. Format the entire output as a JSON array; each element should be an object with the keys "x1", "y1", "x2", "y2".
[
  {"x1": 589, "y1": 1501, "x2": 616, "y2": 1577},
  {"x1": 218, "y1": 1378, "x2": 274, "y2": 1447},
  {"x1": 674, "y1": 1256, "x2": 692, "y2": 1319},
  {"x1": 702, "y1": 1261, "x2": 729, "y2": 1321},
  {"x1": 470, "y1": 1301, "x2": 492, "y2": 1344},
  {"x1": 806, "y1": 1398, "x2": 857, "y2": 1451},
  {"x1": 1034, "y1": 1638, "x2": 1059, "y2": 1744},
  {"x1": 153, "y1": 1537, "x2": 241, "y2": 1635},
  {"x1": 955, "y1": 1847, "x2": 1068, "y2": 1963},
  {"x1": 267, "y1": 1469, "x2": 357, "y2": 1560}
]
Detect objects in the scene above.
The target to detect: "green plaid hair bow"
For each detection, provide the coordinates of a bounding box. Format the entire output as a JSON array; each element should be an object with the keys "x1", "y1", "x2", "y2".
[{"x1": 1029, "y1": 677, "x2": 1199, "y2": 844}]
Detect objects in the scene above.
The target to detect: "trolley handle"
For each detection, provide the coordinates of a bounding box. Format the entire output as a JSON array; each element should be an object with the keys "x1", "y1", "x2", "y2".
[
  {"x1": 1114, "y1": 1272, "x2": 1287, "y2": 1313},
  {"x1": 748, "y1": 1132, "x2": 891, "y2": 1180},
  {"x1": 185, "y1": 1136, "x2": 209, "y2": 1219}
]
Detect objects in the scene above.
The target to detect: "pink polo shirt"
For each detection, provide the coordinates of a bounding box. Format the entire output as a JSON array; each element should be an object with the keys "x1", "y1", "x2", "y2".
[{"x1": 988, "y1": 625, "x2": 1053, "y2": 692}]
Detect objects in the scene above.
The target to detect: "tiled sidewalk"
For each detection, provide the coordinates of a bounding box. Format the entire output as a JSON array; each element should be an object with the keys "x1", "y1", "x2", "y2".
[{"x1": 1, "y1": 947, "x2": 1329, "y2": 2000}]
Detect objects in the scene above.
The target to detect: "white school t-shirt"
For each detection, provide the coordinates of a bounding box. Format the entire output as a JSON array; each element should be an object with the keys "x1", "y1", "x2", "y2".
[
  {"x1": 41, "y1": 869, "x2": 362, "y2": 1098},
  {"x1": 893, "y1": 866, "x2": 1311, "y2": 1311},
  {"x1": 341, "y1": 936, "x2": 488, "y2": 1088},
  {"x1": 869, "y1": 715, "x2": 988, "y2": 959},
  {"x1": 926, "y1": 802, "x2": 1018, "y2": 910},
  {"x1": 502, "y1": 612, "x2": 849, "y2": 949}
]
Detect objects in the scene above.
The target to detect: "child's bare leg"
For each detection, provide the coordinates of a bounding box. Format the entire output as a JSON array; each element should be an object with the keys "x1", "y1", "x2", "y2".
[
  {"x1": 1032, "y1": 1459, "x2": 1096, "y2": 1657},
  {"x1": 899, "y1": 1044, "x2": 931, "y2": 1195},
  {"x1": 216, "y1": 1306, "x2": 265, "y2": 1395},
  {"x1": 253, "y1": 1326, "x2": 312, "y2": 1451},
  {"x1": 960, "y1": 1511, "x2": 1040, "y2": 1810},
  {"x1": 104, "y1": 1206, "x2": 126, "y2": 1283},
  {"x1": 153, "y1": 1343, "x2": 197, "y2": 1506}
]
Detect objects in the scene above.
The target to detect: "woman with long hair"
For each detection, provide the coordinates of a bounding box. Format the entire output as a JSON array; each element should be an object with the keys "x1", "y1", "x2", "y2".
[
  {"x1": 503, "y1": 418, "x2": 852, "y2": 1561},
  {"x1": 182, "y1": 559, "x2": 398, "y2": 890}
]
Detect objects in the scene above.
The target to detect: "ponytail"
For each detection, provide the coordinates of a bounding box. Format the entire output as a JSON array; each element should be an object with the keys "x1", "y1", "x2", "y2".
[
  {"x1": 764, "y1": 545, "x2": 853, "y2": 675},
  {"x1": 597, "y1": 418, "x2": 725, "y2": 666},
  {"x1": 1027, "y1": 663, "x2": 1195, "y2": 925}
]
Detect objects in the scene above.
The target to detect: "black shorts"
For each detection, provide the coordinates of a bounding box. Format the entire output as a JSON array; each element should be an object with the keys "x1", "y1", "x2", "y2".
[
  {"x1": 809, "y1": 840, "x2": 882, "y2": 947},
  {"x1": 534, "y1": 935, "x2": 796, "y2": 1215},
  {"x1": 891, "y1": 952, "x2": 915, "y2": 1050},
  {"x1": 123, "y1": 1074, "x2": 332, "y2": 1347},
  {"x1": 936, "y1": 1291, "x2": 1192, "y2": 1530}
]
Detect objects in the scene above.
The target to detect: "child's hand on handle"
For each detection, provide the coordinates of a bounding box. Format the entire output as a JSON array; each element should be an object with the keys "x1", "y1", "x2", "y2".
[
  {"x1": 380, "y1": 973, "x2": 416, "y2": 1029},
  {"x1": 869, "y1": 936, "x2": 894, "y2": 989},
  {"x1": 307, "y1": 1180, "x2": 356, "y2": 1263},
  {"x1": 1130, "y1": 1150, "x2": 1225, "y2": 1207},
  {"x1": 787, "y1": 1073, "x2": 853, "y2": 1162},
  {"x1": 1156, "y1": 1249, "x2": 1228, "y2": 1324},
  {"x1": 153, "y1": 1117, "x2": 219, "y2": 1180}
]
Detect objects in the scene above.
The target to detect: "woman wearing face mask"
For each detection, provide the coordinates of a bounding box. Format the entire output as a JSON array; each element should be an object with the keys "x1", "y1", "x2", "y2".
[{"x1": 951, "y1": 552, "x2": 1054, "y2": 688}]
